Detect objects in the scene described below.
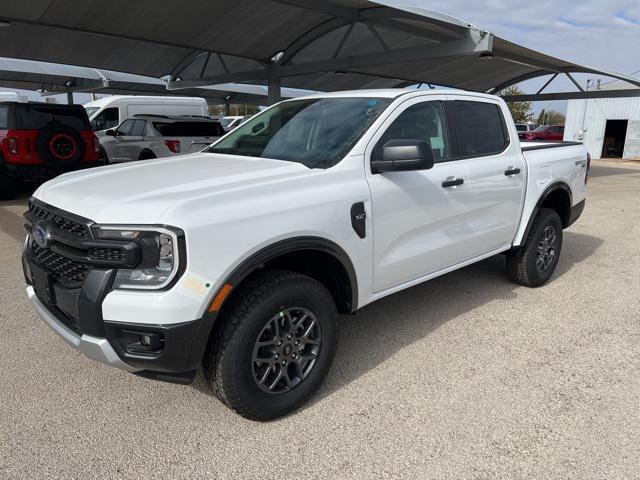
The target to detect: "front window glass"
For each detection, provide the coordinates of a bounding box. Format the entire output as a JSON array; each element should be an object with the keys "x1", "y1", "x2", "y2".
[
  {"x1": 377, "y1": 101, "x2": 449, "y2": 162},
  {"x1": 207, "y1": 97, "x2": 391, "y2": 169},
  {"x1": 85, "y1": 107, "x2": 99, "y2": 118},
  {"x1": 90, "y1": 107, "x2": 119, "y2": 131},
  {"x1": 116, "y1": 119, "x2": 134, "y2": 136}
]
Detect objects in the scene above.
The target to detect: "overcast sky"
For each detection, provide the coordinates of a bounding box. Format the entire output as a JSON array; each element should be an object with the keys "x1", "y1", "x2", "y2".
[{"x1": 386, "y1": 0, "x2": 640, "y2": 75}]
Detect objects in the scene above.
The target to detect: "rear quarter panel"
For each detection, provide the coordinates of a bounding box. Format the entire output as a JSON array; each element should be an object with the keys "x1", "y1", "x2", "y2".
[{"x1": 513, "y1": 143, "x2": 588, "y2": 245}]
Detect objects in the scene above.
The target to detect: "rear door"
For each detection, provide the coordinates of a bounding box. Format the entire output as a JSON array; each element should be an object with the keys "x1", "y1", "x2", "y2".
[
  {"x1": 367, "y1": 95, "x2": 469, "y2": 292},
  {"x1": 446, "y1": 98, "x2": 525, "y2": 256}
]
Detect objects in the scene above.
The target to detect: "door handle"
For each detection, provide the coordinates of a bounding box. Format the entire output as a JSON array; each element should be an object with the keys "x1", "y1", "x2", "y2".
[
  {"x1": 504, "y1": 167, "x2": 521, "y2": 176},
  {"x1": 442, "y1": 178, "x2": 464, "y2": 188}
]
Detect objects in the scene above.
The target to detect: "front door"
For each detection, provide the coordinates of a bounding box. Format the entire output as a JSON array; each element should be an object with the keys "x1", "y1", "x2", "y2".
[{"x1": 366, "y1": 96, "x2": 469, "y2": 292}]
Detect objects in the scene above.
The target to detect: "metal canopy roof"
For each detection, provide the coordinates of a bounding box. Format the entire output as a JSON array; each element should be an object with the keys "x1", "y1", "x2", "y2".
[
  {"x1": 0, "y1": 0, "x2": 638, "y2": 102},
  {"x1": 0, "y1": 57, "x2": 312, "y2": 104}
]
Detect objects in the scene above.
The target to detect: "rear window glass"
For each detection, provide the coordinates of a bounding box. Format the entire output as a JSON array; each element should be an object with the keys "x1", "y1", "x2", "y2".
[
  {"x1": 131, "y1": 120, "x2": 147, "y2": 136},
  {"x1": 452, "y1": 101, "x2": 508, "y2": 157},
  {"x1": 16, "y1": 105, "x2": 89, "y2": 130},
  {"x1": 0, "y1": 107, "x2": 8, "y2": 129},
  {"x1": 153, "y1": 121, "x2": 225, "y2": 137}
]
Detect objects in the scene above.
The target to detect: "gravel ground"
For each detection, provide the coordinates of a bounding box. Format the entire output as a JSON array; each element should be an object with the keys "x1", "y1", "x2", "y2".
[{"x1": 1, "y1": 160, "x2": 639, "y2": 480}]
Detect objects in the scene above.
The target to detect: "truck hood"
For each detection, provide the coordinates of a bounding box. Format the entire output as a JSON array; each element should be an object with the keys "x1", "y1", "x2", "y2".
[{"x1": 34, "y1": 153, "x2": 309, "y2": 223}]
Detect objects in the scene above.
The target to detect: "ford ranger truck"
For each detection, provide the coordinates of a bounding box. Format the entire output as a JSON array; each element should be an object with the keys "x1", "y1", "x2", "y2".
[{"x1": 22, "y1": 90, "x2": 588, "y2": 420}]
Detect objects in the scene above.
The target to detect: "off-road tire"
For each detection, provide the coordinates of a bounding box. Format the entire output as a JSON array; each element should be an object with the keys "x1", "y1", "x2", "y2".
[
  {"x1": 507, "y1": 208, "x2": 563, "y2": 287},
  {"x1": 203, "y1": 269, "x2": 338, "y2": 421}
]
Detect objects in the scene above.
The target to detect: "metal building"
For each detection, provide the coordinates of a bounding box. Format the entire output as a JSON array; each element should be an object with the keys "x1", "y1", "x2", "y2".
[{"x1": 565, "y1": 81, "x2": 640, "y2": 160}]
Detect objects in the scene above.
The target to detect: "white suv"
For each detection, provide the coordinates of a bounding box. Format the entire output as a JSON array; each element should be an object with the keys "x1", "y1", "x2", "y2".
[{"x1": 99, "y1": 115, "x2": 225, "y2": 163}]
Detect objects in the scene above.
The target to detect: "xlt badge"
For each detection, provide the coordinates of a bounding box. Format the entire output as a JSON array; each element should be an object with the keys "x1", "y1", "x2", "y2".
[{"x1": 351, "y1": 202, "x2": 366, "y2": 239}]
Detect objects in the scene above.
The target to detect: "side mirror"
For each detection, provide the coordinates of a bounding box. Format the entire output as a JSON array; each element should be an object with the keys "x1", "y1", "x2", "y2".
[
  {"x1": 105, "y1": 129, "x2": 116, "y2": 137},
  {"x1": 371, "y1": 139, "x2": 435, "y2": 174}
]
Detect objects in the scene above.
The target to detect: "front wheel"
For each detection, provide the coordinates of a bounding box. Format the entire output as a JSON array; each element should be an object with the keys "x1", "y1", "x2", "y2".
[
  {"x1": 507, "y1": 208, "x2": 563, "y2": 287},
  {"x1": 203, "y1": 270, "x2": 338, "y2": 421}
]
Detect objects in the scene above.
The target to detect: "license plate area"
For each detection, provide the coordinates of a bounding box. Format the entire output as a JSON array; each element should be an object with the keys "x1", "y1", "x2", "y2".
[{"x1": 31, "y1": 262, "x2": 56, "y2": 305}]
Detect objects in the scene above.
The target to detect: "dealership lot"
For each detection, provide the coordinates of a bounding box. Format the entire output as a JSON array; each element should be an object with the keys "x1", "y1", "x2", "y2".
[{"x1": 1, "y1": 161, "x2": 639, "y2": 479}]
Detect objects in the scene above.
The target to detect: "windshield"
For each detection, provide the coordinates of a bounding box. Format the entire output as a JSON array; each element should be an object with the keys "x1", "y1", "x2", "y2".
[
  {"x1": 533, "y1": 125, "x2": 550, "y2": 132},
  {"x1": 85, "y1": 107, "x2": 99, "y2": 119},
  {"x1": 515, "y1": 124, "x2": 527, "y2": 132},
  {"x1": 207, "y1": 97, "x2": 391, "y2": 168}
]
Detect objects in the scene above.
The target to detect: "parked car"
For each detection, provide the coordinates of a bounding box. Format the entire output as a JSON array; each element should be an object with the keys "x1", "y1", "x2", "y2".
[
  {"x1": 220, "y1": 115, "x2": 251, "y2": 132},
  {"x1": 99, "y1": 115, "x2": 225, "y2": 163},
  {"x1": 524, "y1": 125, "x2": 565, "y2": 141},
  {"x1": 85, "y1": 96, "x2": 209, "y2": 133},
  {"x1": 23, "y1": 89, "x2": 588, "y2": 420},
  {"x1": 515, "y1": 123, "x2": 537, "y2": 140},
  {"x1": 0, "y1": 101, "x2": 100, "y2": 200}
]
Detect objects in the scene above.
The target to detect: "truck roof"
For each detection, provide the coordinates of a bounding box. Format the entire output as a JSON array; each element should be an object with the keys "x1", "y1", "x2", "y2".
[{"x1": 289, "y1": 88, "x2": 503, "y2": 102}]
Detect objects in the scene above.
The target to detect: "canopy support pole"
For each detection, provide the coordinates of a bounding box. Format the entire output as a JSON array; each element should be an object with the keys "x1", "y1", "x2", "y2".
[{"x1": 268, "y1": 65, "x2": 282, "y2": 105}]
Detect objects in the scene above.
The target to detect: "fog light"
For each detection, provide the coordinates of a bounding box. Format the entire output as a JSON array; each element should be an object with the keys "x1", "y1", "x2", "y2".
[{"x1": 140, "y1": 334, "x2": 152, "y2": 346}]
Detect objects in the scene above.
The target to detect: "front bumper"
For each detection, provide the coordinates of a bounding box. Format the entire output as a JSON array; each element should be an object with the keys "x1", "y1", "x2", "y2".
[
  {"x1": 26, "y1": 285, "x2": 139, "y2": 372},
  {"x1": 22, "y1": 199, "x2": 215, "y2": 382}
]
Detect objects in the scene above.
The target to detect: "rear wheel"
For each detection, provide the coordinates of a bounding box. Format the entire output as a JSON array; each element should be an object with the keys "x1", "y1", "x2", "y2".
[
  {"x1": 138, "y1": 150, "x2": 156, "y2": 161},
  {"x1": 0, "y1": 172, "x2": 19, "y2": 200},
  {"x1": 203, "y1": 270, "x2": 338, "y2": 421},
  {"x1": 507, "y1": 208, "x2": 563, "y2": 287}
]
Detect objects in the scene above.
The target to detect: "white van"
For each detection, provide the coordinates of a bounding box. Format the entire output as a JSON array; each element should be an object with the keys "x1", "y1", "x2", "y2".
[{"x1": 84, "y1": 96, "x2": 209, "y2": 132}]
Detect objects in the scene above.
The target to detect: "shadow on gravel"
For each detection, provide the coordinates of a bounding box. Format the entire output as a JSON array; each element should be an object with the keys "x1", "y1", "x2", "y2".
[
  {"x1": 306, "y1": 230, "x2": 603, "y2": 407},
  {"x1": 190, "y1": 231, "x2": 604, "y2": 407}
]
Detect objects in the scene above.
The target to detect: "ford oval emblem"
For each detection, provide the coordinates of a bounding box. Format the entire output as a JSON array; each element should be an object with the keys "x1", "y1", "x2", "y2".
[{"x1": 33, "y1": 223, "x2": 49, "y2": 248}]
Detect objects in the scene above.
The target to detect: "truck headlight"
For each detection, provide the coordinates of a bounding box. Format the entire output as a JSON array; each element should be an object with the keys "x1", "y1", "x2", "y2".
[{"x1": 93, "y1": 226, "x2": 184, "y2": 290}]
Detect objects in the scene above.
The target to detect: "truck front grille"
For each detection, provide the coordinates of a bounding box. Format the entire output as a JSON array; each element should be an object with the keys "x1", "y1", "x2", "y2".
[
  {"x1": 28, "y1": 201, "x2": 91, "y2": 239},
  {"x1": 32, "y1": 244, "x2": 91, "y2": 286}
]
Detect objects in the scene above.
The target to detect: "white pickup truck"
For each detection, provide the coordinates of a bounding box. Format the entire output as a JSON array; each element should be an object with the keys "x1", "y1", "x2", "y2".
[{"x1": 22, "y1": 89, "x2": 588, "y2": 420}]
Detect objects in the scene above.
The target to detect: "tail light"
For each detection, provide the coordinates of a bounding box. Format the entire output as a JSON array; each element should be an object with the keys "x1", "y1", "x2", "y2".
[
  {"x1": 92, "y1": 135, "x2": 100, "y2": 153},
  {"x1": 165, "y1": 140, "x2": 181, "y2": 154},
  {"x1": 7, "y1": 137, "x2": 18, "y2": 155}
]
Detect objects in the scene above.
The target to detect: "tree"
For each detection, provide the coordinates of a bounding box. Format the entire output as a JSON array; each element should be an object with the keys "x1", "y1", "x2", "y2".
[
  {"x1": 501, "y1": 86, "x2": 533, "y2": 123},
  {"x1": 544, "y1": 110, "x2": 566, "y2": 125},
  {"x1": 535, "y1": 109, "x2": 565, "y2": 126}
]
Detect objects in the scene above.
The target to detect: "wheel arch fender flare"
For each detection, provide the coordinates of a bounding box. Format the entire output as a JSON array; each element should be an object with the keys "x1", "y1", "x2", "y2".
[
  {"x1": 222, "y1": 236, "x2": 359, "y2": 313},
  {"x1": 186, "y1": 237, "x2": 358, "y2": 370},
  {"x1": 515, "y1": 182, "x2": 572, "y2": 246}
]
